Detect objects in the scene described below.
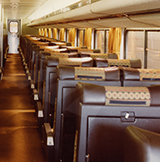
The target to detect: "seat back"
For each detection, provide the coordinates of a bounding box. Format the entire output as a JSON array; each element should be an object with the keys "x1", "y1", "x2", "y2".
[
  {"x1": 124, "y1": 125, "x2": 160, "y2": 162},
  {"x1": 54, "y1": 66, "x2": 121, "y2": 162},
  {"x1": 74, "y1": 82, "x2": 160, "y2": 162},
  {"x1": 43, "y1": 57, "x2": 94, "y2": 123},
  {"x1": 122, "y1": 67, "x2": 160, "y2": 87},
  {"x1": 37, "y1": 51, "x2": 51, "y2": 103}
]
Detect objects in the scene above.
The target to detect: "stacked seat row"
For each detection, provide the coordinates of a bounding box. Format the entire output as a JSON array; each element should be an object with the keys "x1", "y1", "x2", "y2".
[{"x1": 19, "y1": 35, "x2": 160, "y2": 162}]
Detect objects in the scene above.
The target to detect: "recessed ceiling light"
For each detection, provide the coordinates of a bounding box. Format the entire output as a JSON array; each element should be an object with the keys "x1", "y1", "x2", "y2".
[
  {"x1": 11, "y1": 3, "x2": 19, "y2": 10},
  {"x1": 10, "y1": 0, "x2": 20, "y2": 2}
]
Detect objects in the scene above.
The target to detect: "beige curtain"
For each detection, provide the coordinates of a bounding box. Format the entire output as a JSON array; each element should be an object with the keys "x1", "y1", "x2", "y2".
[
  {"x1": 68, "y1": 29, "x2": 72, "y2": 43},
  {"x1": 39, "y1": 28, "x2": 41, "y2": 36},
  {"x1": 68, "y1": 28, "x2": 76, "y2": 46},
  {"x1": 84, "y1": 28, "x2": 92, "y2": 49},
  {"x1": 79, "y1": 30, "x2": 84, "y2": 47},
  {"x1": 53, "y1": 28, "x2": 58, "y2": 39},
  {"x1": 48, "y1": 28, "x2": 52, "y2": 38},
  {"x1": 41, "y1": 28, "x2": 44, "y2": 36},
  {"x1": 108, "y1": 28, "x2": 122, "y2": 58},
  {"x1": 60, "y1": 28, "x2": 65, "y2": 41},
  {"x1": 44, "y1": 28, "x2": 48, "y2": 37}
]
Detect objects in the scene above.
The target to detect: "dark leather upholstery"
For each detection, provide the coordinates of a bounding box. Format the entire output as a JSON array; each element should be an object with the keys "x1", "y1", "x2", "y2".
[
  {"x1": 68, "y1": 52, "x2": 79, "y2": 57},
  {"x1": 121, "y1": 67, "x2": 140, "y2": 81},
  {"x1": 45, "y1": 56, "x2": 59, "y2": 67},
  {"x1": 75, "y1": 82, "x2": 160, "y2": 162},
  {"x1": 57, "y1": 66, "x2": 120, "y2": 81},
  {"x1": 95, "y1": 58, "x2": 141, "y2": 68},
  {"x1": 108, "y1": 53, "x2": 118, "y2": 59},
  {"x1": 130, "y1": 58, "x2": 142, "y2": 68},
  {"x1": 66, "y1": 42, "x2": 72, "y2": 46},
  {"x1": 52, "y1": 67, "x2": 121, "y2": 162},
  {"x1": 76, "y1": 82, "x2": 106, "y2": 105},
  {"x1": 44, "y1": 57, "x2": 93, "y2": 67},
  {"x1": 57, "y1": 66, "x2": 75, "y2": 80},
  {"x1": 122, "y1": 67, "x2": 160, "y2": 87},
  {"x1": 124, "y1": 125, "x2": 160, "y2": 162},
  {"x1": 78, "y1": 52, "x2": 90, "y2": 57},
  {"x1": 94, "y1": 58, "x2": 108, "y2": 67},
  {"x1": 42, "y1": 57, "x2": 94, "y2": 123},
  {"x1": 79, "y1": 52, "x2": 118, "y2": 59},
  {"x1": 38, "y1": 52, "x2": 51, "y2": 102},
  {"x1": 148, "y1": 85, "x2": 160, "y2": 106},
  {"x1": 34, "y1": 48, "x2": 44, "y2": 89},
  {"x1": 76, "y1": 82, "x2": 160, "y2": 106},
  {"x1": 104, "y1": 67, "x2": 120, "y2": 81},
  {"x1": 93, "y1": 49, "x2": 101, "y2": 53}
]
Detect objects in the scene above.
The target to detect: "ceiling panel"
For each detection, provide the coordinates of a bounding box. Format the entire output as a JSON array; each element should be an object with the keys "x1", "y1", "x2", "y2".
[
  {"x1": 0, "y1": 0, "x2": 45, "y2": 19},
  {"x1": 1, "y1": 0, "x2": 160, "y2": 29}
]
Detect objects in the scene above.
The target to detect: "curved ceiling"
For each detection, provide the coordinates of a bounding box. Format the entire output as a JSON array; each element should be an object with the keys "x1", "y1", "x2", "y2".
[
  {"x1": 0, "y1": 0, "x2": 46, "y2": 19},
  {"x1": 1, "y1": 0, "x2": 160, "y2": 28},
  {"x1": 27, "y1": 0, "x2": 160, "y2": 28}
]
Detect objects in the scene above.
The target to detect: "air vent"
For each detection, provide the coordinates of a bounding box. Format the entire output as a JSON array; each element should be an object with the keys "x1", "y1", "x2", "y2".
[
  {"x1": 91, "y1": 0, "x2": 100, "y2": 3},
  {"x1": 70, "y1": 3, "x2": 79, "y2": 10},
  {"x1": 10, "y1": 0, "x2": 20, "y2": 2},
  {"x1": 34, "y1": 0, "x2": 100, "y2": 21}
]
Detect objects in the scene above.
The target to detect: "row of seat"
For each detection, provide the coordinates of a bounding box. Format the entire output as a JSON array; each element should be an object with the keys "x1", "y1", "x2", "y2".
[
  {"x1": 3, "y1": 35, "x2": 8, "y2": 67},
  {"x1": 0, "y1": 35, "x2": 9, "y2": 80},
  {"x1": 19, "y1": 35, "x2": 160, "y2": 162}
]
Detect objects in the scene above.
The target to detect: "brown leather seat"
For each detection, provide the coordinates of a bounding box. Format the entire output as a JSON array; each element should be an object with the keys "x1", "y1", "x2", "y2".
[
  {"x1": 95, "y1": 58, "x2": 141, "y2": 68},
  {"x1": 37, "y1": 57, "x2": 94, "y2": 131},
  {"x1": 79, "y1": 52, "x2": 118, "y2": 60},
  {"x1": 74, "y1": 82, "x2": 160, "y2": 162},
  {"x1": 121, "y1": 67, "x2": 160, "y2": 87},
  {"x1": 124, "y1": 125, "x2": 160, "y2": 162},
  {"x1": 43, "y1": 66, "x2": 121, "y2": 162}
]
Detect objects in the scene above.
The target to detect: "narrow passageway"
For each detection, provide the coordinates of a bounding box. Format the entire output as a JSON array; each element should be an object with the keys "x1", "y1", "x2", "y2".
[{"x1": 0, "y1": 54, "x2": 47, "y2": 162}]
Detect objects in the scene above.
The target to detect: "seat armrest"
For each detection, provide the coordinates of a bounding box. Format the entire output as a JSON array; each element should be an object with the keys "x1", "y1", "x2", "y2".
[
  {"x1": 44, "y1": 123, "x2": 54, "y2": 146},
  {"x1": 30, "y1": 80, "x2": 35, "y2": 89},
  {"x1": 28, "y1": 73, "x2": 31, "y2": 81},
  {"x1": 37, "y1": 101, "x2": 43, "y2": 117},
  {"x1": 33, "y1": 89, "x2": 39, "y2": 100},
  {"x1": 26, "y1": 68, "x2": 29, "y2": 74}
]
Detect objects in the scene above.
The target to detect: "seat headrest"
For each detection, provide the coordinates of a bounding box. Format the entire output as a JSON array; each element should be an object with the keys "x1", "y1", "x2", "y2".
[
  {"x1": 95, "y1": 58, "x2": 141, "y2": 68},
  {"x1": 76, "y1": 82, "x2": 160, "y2": 106},
  {"x1": 122, "y1": 68, "x2": 160, "y2": 81},
  {"x1": 79, "y1": 53, "x2": 118, "y2": 59},
  {"x1": 76, "y1": 82, "x2": 106, "y2": 105},
  {"x1": 121, "y1": 67, "x2": 140, "y2": 81},
  {"x1": 58, "y1": 57, "x2": 93, "y2": 67},
  {"x1": 138, "y1": 69, "x2": 160, "y2": 81},
  {"x1": 39, "y1": 51, "x2": 51, "y2": 59},
  {"x1": 57, "y1": 66, "x2": 120, "y2": 81},
  {"x1": 46, "y1": 57, "x2": 93, "y2": 67}
]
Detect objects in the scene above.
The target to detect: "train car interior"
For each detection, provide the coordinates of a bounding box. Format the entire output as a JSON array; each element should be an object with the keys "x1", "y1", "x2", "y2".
[{"x1": 1, "y1": 0, "x2": 160, "y2": 162}]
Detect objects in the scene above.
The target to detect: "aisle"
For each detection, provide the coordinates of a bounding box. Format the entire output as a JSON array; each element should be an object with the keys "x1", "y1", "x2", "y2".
[{"x1": 0, "y1": 54, "x2": 47, "y2": 162}]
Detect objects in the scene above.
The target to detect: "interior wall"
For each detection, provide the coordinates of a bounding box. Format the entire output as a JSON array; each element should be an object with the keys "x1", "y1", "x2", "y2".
[
  {"x1": 28, "y1": 0, "x2": 80, "y2": 21},
  {"x1": 22, "y1": 24, "x2": 38, "y2": 35},
  {"x1": 21, "y1": 18, "x2": 38, "y2": 35}
]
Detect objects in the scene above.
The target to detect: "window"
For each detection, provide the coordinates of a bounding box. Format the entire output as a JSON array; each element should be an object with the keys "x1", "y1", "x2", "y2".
[
  {"x1": 95, "y1": 30, "x2": 109, "y2": 53},
  {"x1": 9, "y1": 21, "x2": 18, "y2": 34},
  {"x1": 96, "y1": 30, "x2": 104, "y2": 53},
  {"x1": 147, "y1": 31, "x2": 160, "y2": 69},
  {"x1": 78, "y1": 30, "x2": 84, "y2": 47},
  {"x1": 126, "y1": 31, "x2": 144, "y2": 68},
  {"x1": 48, "y1": 28, "x2": 53, "y2": 38},
  {"x1": 105, "y1": 30, "x2": 109, "y2": 53}
]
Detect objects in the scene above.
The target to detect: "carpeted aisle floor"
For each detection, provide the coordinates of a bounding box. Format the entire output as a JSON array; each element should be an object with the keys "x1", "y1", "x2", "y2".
[{"x1": 0, "y1": 54, "x2": 47, "y2": 162}]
